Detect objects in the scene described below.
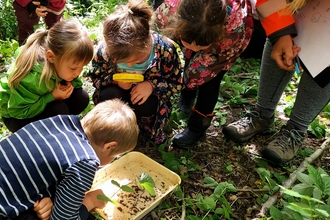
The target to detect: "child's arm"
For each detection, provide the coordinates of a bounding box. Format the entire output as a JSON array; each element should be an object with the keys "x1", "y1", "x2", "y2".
[
  {"x1": 82, "y1": 189, "x2": 107, "y2": 212},
  {"x1": 145, "y1": 34, "x2": 183, "y2": 98},
  {"x1": 33, "y1": 197, "x2": 53, "y2": 220},
  {"x1": 87, "y1": 44, "x2": 118, "y2": 89},
  {"x1": 87, "y1": 44, "x2": 118, "y2": 104},
  {"x1": 50, "y1": 160, "x2": 100, "y2": 219}
]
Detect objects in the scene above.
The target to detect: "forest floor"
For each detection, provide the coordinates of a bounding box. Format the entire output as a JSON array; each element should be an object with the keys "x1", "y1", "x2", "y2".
[
  {"x1": 134, "y1": 97, "x2": 329, "y2": 219},
  {"x1": 1, "y1": 63, "x2": 329, "y2": 219}
]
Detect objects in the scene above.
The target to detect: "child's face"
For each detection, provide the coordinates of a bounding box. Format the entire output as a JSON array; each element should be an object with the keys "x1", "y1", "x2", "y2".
[
  {"x1": 181, "y1": 40, "x2": 212, "y2": 52},
  {"x1": 120, "y1": 52, "x2": 150, "y2": 67},
  {"x1": 54, "y1": 58, "x2": 86, "y2": 81}
]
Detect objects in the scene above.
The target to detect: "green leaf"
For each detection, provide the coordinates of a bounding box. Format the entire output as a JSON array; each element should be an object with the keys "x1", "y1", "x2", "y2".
[
  {"x1": 280, "y1": 185, "x2": 325, "y2": 204},
  {"x1": 111, "y1": 179, "x2": 121, "y2": 188},
  {"x1": 120, "y1": 185, "x2": 135, "y2": 193},
  {"x1": 296, "y1": 172, "x2": 313, "y2": 186},
  {"x1": 291, "y1": 183, "x2": 314, "y2": 197},
  {"x1": 97, "y1": 194, "x2": 118, "y2": 205},
  {"x1": 139, "y1": 172, "x2": 156, "y2": 196},
  {"x1": 196, "y1": 196, "x2": 216, "y2": 211},
  {"x1": 269, "y1": 206, "x2": 283, "y2": 220},
  {"x1": 203, "y1": 177, "x2": 218, "y2": 188},
  {"x1": 286, "y1": 202, "x2": 317, "y2": 217},
  {"x1": 306, "y1": 163, "x2": 324, "y2": 192}
]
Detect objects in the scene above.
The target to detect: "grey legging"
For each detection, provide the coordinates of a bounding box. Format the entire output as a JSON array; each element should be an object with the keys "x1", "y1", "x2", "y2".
[{"x1": 256, "y1": 39, "x2": 330, "y2": 133}]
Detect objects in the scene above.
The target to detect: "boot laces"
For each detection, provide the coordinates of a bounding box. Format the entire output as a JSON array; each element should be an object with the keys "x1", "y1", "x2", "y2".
[
  {"x1": 236, "y1": 110, "x2": 260, "y2": 129},
  {"x1": 274, "y1": 128, "x2": 304, "y2": 153}
]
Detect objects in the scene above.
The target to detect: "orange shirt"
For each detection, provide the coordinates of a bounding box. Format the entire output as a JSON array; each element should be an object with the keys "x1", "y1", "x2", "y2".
[{"x1": 256, "y1": 0, "x2": 296, "y2": 39}]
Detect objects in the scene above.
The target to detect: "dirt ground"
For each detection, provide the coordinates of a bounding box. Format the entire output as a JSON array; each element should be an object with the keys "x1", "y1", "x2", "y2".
[{"x1": 135, "y1": 103, "x2": 329, "y2": 219}]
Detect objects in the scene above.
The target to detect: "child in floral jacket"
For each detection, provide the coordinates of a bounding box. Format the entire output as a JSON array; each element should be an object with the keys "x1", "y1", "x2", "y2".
[{"x1": 88, "y1": 0, "x2": 183, "y2": 145}]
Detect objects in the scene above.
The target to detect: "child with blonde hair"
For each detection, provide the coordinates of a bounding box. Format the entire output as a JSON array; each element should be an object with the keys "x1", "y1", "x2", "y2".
[
  {"x1": 0, "y1": 99, "x2": 139, "y2": 219},
  {"x1": 88, "y1": 0, "x2": 183, "y2": 145},
  {"x1": 0, "y1": 19, "x2": 93, "y2": 133}
]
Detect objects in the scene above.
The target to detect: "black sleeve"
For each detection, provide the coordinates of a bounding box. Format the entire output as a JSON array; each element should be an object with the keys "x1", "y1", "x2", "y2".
[
  {"x1": 26, "y1": 1, "x2": 38, "y2": 13},
  {"x1": 268, "y1": 24, "x2": 297, "y2": 44},
  {"x1": 79, "y1": 204, "x2": 90, "y2": 220}
]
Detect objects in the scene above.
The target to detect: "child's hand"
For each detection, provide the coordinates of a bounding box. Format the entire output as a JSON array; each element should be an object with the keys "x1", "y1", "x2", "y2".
[
  {"x1": 32, "y1": 1, "x2": 48, "y2": 17},
  {"x1": 130, "y1": 81, "x2": 153, "y2": 105},
  {"x1": 271, "y1": 35, "x2": 296, "y2": 71},
  {"x1": 292, "y1": 44, "x2": 301, "y2": 58},
  {"x1": 118, "y1": 81, "x2": 133, "y2": 90},
  {"x1": 33, "y1": 197, "x2": 53, "y2": 220},
  {"x1": 51, "y1": 83, "x2": 74, "y2": 100},
  {"x1": 82, "y1": 189, "x2": 107, "y2": 211},
  {"x1": 59, "y1": 81, "x2": 72, "y2": 91}
]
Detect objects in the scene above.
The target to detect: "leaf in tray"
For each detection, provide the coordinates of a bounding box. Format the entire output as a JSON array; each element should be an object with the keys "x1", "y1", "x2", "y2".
[
  {"x1": 97, "y1": 194, "x2": 118, "y2": 205},
  {"x1": 139, "y1": 172, "x2": 156, "y2": 196},
  {"x1": 111, "y1": 180, "x2": 121, "y2": 188},
  {"x1": 121, "y1": 185, "x2": 135, "y2": 193}
]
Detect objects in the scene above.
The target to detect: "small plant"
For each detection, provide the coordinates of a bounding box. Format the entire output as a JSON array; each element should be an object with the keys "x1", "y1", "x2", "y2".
[
  {"x1": 97, "y1": 173, "x2": 156, "y2": 204},
  {"x1": 136, "y1": 172, "x2": 156, "y2": 196},
  {"x1": 267, "y1": 164, "x2": 330, "y2": 220},
  {"x1": 97, "y1": 179, "x2": 135, "y2": 205}
]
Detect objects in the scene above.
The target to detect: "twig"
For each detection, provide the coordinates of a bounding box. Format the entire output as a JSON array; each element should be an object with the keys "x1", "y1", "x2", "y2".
[
  {"x1": 236, "y1": 188, "x2": 270, "y2": 192},
  {"x1": 231, "y1": 72, "x2": 256, "y2": 78},
  {"x1": 255, "y1": 137, "x2": 330, "y2": 218},
  {"x1": 150, "y1": 211, "x2": 159, "y2": 220},
  {"x1": 180, "y1": 198, "x2": 186, "y2": 220},
  {"x1": 183, "y1": 180, "x2": 269, "y2": 192}
]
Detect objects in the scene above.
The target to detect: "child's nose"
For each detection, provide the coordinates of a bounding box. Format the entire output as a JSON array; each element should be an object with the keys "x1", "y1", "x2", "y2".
[{"x1": 126, "y1": 62, "x2": 134, "y2": 67}]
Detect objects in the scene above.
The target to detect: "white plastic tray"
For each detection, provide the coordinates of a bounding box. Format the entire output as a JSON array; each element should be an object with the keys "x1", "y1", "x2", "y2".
[{"x1": 90, "y1": 151, "x2": 181, "y2": 220}]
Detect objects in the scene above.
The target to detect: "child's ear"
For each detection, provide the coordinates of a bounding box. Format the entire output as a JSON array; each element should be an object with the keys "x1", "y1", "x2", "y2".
[
  {"x1": 46, "y1": 50, "x2": 55, "y2": 63},
  {"x1": 102, "y1": 141, "x2": 117, "y2": 153}
]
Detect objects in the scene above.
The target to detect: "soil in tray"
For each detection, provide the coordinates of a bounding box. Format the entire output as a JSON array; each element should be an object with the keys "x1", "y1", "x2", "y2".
[{"x1": 92, "y1": 181, "x2": 170, "y2": 220}]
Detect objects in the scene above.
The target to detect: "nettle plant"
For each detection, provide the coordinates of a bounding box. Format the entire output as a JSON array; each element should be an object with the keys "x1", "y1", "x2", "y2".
[{"x1": 269, "y1": 163, "x2": 330, "y2": 220}]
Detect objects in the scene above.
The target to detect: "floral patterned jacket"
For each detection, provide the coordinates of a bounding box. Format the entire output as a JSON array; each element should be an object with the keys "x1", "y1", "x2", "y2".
[
  {"x1": 154, "y1": 0, "x2": 254, "y2": 89},
  {"x1": 88, "y1": 31, "x2": 183, "y2": 142}
]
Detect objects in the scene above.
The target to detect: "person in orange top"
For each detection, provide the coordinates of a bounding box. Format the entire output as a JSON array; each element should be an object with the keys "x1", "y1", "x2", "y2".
[{"x1": 223, "y1": 0, "x2": 330, "y2": 166}]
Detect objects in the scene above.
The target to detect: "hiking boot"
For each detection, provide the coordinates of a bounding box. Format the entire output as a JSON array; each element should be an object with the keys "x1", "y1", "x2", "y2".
[
  {"x1": 222, "y1": 109, "x2": 275, "y2": 143},
  {"x1": 261, "y1": 124, "x2": 305, "y2": 166}
]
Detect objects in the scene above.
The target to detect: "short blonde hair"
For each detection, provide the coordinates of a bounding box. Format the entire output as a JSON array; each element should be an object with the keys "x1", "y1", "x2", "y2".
[{"x1": 81, "y1": 99, "x2": 139, "y2": 154}]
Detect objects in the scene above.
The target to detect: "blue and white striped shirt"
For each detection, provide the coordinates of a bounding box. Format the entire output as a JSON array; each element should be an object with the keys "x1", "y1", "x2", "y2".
[{"x1": 0, "y1": 115, "x2": 100, "y2": 219}]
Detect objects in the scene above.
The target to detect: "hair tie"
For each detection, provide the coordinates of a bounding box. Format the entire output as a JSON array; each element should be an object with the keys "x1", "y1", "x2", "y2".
[{"x1": 128, "y1": 9, "x2": 134, "y2": 15}]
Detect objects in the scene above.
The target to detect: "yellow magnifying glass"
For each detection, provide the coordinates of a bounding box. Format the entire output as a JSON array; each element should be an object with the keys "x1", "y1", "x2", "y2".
[{"x1": 113, "y1": 73, "x2": 144, "y2": 83}]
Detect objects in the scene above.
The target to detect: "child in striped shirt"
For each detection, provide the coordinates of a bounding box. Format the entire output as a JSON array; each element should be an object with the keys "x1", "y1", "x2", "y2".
[{"x1": 0, "y1": 99, "x2": 139, "y2": 220}]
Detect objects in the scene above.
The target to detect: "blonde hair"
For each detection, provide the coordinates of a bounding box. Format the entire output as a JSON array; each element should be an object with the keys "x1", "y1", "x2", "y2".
[
  {"x1": 103, "y1": 0, "x2": 153, "y2": 62},
  {"x1": 8, "y1": 19, "x2": 94, "y2": 89},
  {"x1": 81, "y1": 99, "x2": 139, "y2": 154},
  {"x1": 288, "y1": 0, "x2": 309, "y2": 13}
]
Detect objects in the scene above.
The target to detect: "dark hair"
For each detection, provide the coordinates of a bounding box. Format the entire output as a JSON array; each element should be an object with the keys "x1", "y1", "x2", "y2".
[
  {"x1": 174, "y1": 0, "x2": 227, "y2": 46},
  {"x1": 103, "y1": 0, "x2": 153, "y2": 62}
]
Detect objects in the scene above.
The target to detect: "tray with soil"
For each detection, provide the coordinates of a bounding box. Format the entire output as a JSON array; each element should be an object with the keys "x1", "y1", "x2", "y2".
[{"x1": 89, "y1": 151, "x2": 181, "y2": 220}]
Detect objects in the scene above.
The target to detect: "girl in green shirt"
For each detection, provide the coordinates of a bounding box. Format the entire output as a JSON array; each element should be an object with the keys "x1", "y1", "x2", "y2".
[{"x1": 0, "y1": 19, "x2": 94, "y2": 132}]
